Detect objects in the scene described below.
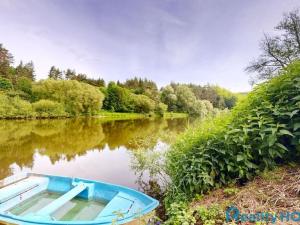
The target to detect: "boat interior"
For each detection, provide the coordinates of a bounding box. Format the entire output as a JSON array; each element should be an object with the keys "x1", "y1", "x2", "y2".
[{"x1": 0, "y1": 173, "x2": 154, "y2": 224}]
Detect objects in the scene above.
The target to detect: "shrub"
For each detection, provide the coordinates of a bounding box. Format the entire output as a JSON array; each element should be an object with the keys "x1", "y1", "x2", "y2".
[
  {"x1": 166, "y1": 61, "x2": 300, "y2": 201},
  {"x1": 0, "y1": 77, "x2": 12, "y2": 90},
  {"x1": 223, "y1": 188, "x2": 239, "y2": 197},
  {"x1": 0, "y1": 94, "x2": 15, "y2": 117},
  {"x1": 195, "y1": 204, "x2": 225, "y2": 225},
  {"x1": 11, "y1": 97, "x2": 34, "y2": 117},
  {"x1": 0, "y1": 94, "x2": 34, "y2": 118},
  {"x1": 33, "y1": 79, "x2": 104, "y2": 115},
  {"x1": 164, "y1": 202, "x2": 196, "y2": 225},
  {"x1": 155, "y1": 102, "x2": 168, "y2": 116},
  {"x1": 131, "y1": 94, "x2": 156, "y2": 114},
  {"x1": 33, "y1": 100, "x2": 66, "y2": 118}
]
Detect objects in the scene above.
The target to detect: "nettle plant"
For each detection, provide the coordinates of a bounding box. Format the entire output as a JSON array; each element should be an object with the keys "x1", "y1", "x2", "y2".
[{"x1": 166, "y1": 61, "x2": 300, "y2": 201}]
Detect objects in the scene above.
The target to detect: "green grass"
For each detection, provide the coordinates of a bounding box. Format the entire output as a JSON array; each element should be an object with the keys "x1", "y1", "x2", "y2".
[
  {"x1": 163, "y1": 112, "x2": 188, "y2": 118},
  {"x1": 95, "y1": 111, "x2": 150, "y2": 120},
  {"x1": 96, "y1": 111, "x2": 188, "y2": 120}
]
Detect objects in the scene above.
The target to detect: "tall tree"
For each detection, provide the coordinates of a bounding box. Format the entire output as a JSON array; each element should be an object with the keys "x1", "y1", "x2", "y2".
[
  {"x1": 123, "y1": 77, "x2": 159, "y2": 101},
  {"x1": 0, "y1": 44, "x2": 13, "y2": 79},
  {"x1": 15, "y1": 61, "x2": 35, "y2": 81},
  {"x1": 48, "y1": 66, "x2": 63, "y2": 80},
  {"x1": 246, "y1": 9, "x2": 300, "y2": 83},
  {"x1": 64, "y1": 69, "x2": 76, "y2": 80},
  {"x1": 67, "y1": 71, "x2": 105, "y2": 87}
]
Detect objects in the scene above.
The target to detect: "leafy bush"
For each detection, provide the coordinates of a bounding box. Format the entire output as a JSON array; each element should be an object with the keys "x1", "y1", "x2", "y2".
[
  {"x1": 195, "y1": 204, "x2": 225, "y2": 225},
  {"x1": 223, "y1": 188, "x2": 239, "y2": 197},
  {"x1": 164, "y1": 202, "x2": 196, "y2": 225},
  {"x1": 155, "y1": 102, "x2": 168, "y2": 116},
  {"x1": 131, "y1": 94, "x2": 155, "y2": 113},
  {"x1": 166, "y1": 61, "x2": 300, "y2": 201},
  {"x1": 0, "y1": 94, "x2": 34, "y2": 118},
  {"x1": 15, "y1": 77, "x2": 32, "y2": 94},
  {"x1": 0, "y1": 77, "x2": 12, "y2": 90},
  {"x1": 33, "y1": 79, "x2": 104, "y2": 115},
  {"x1": 161, "y1": 84, "x2": 215, "y2": 117},
  {"x1": 33, "y1": 100, "x2": 67, "y2": 118}
]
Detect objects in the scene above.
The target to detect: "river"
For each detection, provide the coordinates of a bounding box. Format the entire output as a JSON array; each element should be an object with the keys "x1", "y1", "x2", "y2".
[{"x1": 0, "y1": 117, "x2": 190, "y2": 190}]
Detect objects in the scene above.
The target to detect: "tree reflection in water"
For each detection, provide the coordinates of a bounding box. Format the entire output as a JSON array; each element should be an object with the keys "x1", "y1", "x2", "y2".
[{"x1": 0, "y1": 117, "x2": 190, "y2": 188}]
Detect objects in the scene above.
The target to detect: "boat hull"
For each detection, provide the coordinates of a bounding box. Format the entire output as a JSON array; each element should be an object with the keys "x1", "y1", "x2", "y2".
[{"x1": 0, "y1": 173, "x2": 159, "y2": 225}]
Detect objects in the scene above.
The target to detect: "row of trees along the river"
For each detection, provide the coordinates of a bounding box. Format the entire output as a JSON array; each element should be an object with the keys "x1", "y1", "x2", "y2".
[{"x1": 0, "y1": 45, "x2": 239, "y2": 119}]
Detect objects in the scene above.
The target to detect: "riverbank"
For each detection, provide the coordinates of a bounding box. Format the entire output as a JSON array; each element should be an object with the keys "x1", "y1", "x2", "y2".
[
  {"x1": 164, "y1": 164, "x2": 300, "y2": 224},
  {"x1": 95, "y1": 111, "x2": 188, "y2": 120},
  {"x1": 163, "y1": 112, "x2": 188, "y2": 119},
  {"x1": 0, "y1": 111, "x2": 189, "y2": 121}
]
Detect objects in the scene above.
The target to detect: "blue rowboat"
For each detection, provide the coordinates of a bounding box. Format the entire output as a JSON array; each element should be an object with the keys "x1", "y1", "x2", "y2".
[{"x1": 0, "y1": 173, "x2": 159, "y2": 225}]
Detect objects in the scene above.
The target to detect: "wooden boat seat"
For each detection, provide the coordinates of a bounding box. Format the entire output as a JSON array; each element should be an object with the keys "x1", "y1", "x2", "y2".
[
  {"x1": 0, "y1": 178, "x2": 42, "y2": 204},
  {"x1": 36, "y1": 182, "x2": 87, "y2": 217},
  {"x1": 96, "y1": 192, "x2": 135, "y2": 219}
]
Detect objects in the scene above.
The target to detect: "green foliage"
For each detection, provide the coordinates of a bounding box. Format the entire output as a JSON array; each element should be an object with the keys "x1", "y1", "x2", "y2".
[
  {"x1": 14, "y1": 77, "x2": 33, "y2": 101},
  {"x1": 164, "y1": 202, "x2": 196, "y2": 225},
  {"x1": 161, "y1": 84, "x2": 215, "y2": 116},
  {"x1": 164, "y1": 202, "x2": 225, "y2": 225},
  {"x1": 103, "y1": 82, "x2": 134, "y2": 112},
  {"x1": 155, "y1": 102, "x2": 168, "y2": 116},
  {"x1": 0, "y1": 43, "x2": 238, "y2": 119},
  {"x1": 131, "y1": 94, "x2": 155, "y2": 113},
  {"x1": 195, "y1": 204, "x2": 225, "y2": 225},
  {"x1": 214, "y1": 86, "x2": 238, "y2": 109},
  {"x1": 161, "y1": 85, "x2": 178, "y2": 111},
  {"x1": 0, "y1": 94, "x2": 34, "y2": 118},
  {"x1": 66, "y1": 71, "x2": 105, "y2": 87},
  {"x1": 33, "y1": 100, "x2": 66, "y2": 118},
  {"x1": 0, "y1": 44, "x2": 13, "y2": 80},
  {"x1": 15, "y1": 61, "x2": 35, "y2": 81},
  {"x1": 122, "y1": 77, "x2": 159, "y2": 101},
  {"x1": 33, "y1": 79, "x2": 104, "y2": 115},
  {"x1": 16, "y1": 77, "x2": 32, "y2": 94},
  {"x1": 48, "y1": 66, "x2": 63, "y2": 80},
  {"x1": 223, "y1": 188, "x2": 239, "y2": 197},
  {"x1": 0, "y1": 77, "x2": 12, "y2": 90},
  {"x1": 103, "y1": 82, "x2": 162, "y2": 114},
  {"x1": 166, "y1": 61, "x2": 300, "y2": 201}
]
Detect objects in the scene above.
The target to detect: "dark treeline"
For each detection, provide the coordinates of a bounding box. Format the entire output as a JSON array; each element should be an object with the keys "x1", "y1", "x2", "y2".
[{"x1": 0, "y1": 44, "x2": 240, "y2": 119}]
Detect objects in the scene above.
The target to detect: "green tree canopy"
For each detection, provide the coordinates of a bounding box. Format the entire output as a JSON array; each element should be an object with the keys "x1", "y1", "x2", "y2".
[
  {"x1": 103, "y1": 82, "x2": 133, "y2": 112},
  {"x1": 33, "y1": 79, "x2": 104, "y2": 115}
]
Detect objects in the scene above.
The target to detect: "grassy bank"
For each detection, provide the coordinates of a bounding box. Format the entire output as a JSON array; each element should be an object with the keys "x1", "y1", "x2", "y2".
[
  {"x1": 163, "y1": 112, "x2": 188, "y2": 119},
  {"x1": 96, "y1": 111, "x2": 149, "y2": 120},
  {"x1": 162, "y1": 164, "x2": 300, "y2": 225},
  {"x1": 96, "y1": 111, "x2": 188, "y2": 120}
]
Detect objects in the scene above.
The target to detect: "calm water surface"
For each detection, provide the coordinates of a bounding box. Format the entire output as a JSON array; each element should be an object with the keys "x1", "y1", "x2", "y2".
[{"x1": 0, "y1": 117, "x2": 190, "y2": 189}]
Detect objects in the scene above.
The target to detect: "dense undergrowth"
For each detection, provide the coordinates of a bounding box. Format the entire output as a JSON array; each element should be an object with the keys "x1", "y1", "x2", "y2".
[
  {"x1": 163, "y1": 61, "x2": 300, "y2": 221},
  {"x1": 161, "y1": 165, "x2": 300, "y2": 225}
]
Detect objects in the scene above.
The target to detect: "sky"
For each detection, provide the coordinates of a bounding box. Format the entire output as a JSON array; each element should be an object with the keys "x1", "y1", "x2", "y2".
[{"x1": 0, "y1": 0, "x2": 299, "y2": 92}]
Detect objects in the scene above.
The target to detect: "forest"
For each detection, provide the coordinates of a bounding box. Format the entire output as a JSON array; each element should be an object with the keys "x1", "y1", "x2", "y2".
[{"x1": 0, "y1": 45, "x2": 239, "y2": 119}]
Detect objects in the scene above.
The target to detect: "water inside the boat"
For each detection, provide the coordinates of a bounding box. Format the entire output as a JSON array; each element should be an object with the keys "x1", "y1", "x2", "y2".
[{"x1": 9, "y1": 191, "x2": 109, "y2": 221}]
